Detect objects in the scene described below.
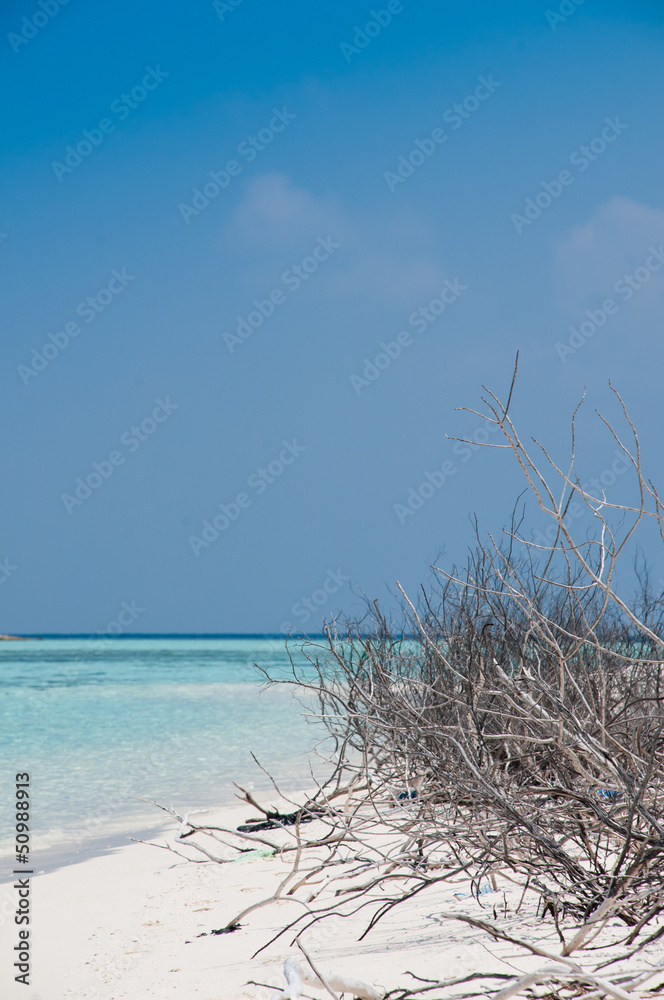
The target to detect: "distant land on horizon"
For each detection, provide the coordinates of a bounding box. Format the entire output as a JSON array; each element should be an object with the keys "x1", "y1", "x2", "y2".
[{"x1": 0, "y1": 632, "x2": 326, "y2": 640}]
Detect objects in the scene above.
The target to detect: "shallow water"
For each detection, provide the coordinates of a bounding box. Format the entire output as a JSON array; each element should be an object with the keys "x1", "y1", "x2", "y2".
[{"x1": 0, "y1": 637, "x2": 323, "y2": 857}]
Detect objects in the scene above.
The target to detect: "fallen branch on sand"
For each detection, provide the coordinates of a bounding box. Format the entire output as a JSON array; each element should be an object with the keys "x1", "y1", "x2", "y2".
[{"x1": 269, "y1": 957, "x2": 381, "y2": 1000}]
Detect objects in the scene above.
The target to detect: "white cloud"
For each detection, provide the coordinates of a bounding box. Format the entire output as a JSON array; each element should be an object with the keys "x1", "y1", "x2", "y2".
[
  {"x1": 228, "y1": 174, "x2": 345, "y2": 252},
  {"x1": 554, "y1": 196, "x2": 664, "y2": 314},
  {"x1": 224, "y1": 173, "x2": 455, "y2": 305}
]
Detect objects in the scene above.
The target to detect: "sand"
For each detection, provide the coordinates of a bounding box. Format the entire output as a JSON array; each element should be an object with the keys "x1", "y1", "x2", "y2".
[{"x1": 1, "y1": 795, "x2": 662, "y2": 1000}]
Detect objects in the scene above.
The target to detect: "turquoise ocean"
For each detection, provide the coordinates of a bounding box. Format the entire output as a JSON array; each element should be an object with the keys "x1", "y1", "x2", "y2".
[{"x1": 0, "y1": 637, "x2": 323, "y2": 866}]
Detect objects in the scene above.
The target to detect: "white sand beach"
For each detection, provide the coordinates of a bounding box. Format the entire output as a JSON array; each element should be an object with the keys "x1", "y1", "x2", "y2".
[
  {"x1": 0, "y1": 796, "x2": 518, "y2": 1000},
  {"x1": 2, "y1": 792, "x2": 662, "y2": 1000}
]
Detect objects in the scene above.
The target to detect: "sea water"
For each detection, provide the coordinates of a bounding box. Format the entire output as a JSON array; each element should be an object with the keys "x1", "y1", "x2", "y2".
[{"x1": 0, "y1": 637, "x2": 325, "y2": 862}]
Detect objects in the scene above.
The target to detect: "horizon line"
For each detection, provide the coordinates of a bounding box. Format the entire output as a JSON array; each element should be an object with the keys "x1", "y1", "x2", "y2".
[{"x1": 0, "y1": 632, "x2": 327, "y2": 639}]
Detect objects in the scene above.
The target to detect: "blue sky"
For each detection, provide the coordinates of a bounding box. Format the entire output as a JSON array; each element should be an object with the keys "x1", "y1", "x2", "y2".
[{"x1": 2, "y1": 0, "x2": 663, "y2": 633}]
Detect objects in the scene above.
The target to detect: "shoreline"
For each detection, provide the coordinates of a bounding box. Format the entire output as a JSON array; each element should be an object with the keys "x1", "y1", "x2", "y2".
[
  {"x1": 1, "y1": 818, "x2": 174, "y2": 877},
  {"x1": 2, "y1": 790, "x2": 662, "y2": 999},
  {"x1": 0, "y1": 793, "x2": 547, "y2": 1000}
]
